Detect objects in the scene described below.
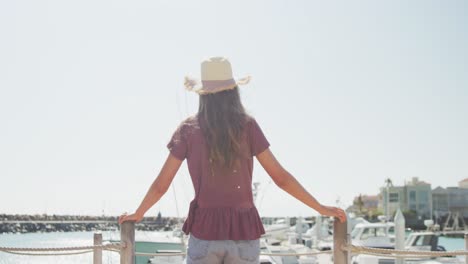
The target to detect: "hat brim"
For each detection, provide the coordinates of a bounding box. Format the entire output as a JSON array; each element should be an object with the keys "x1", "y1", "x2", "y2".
[{"x1": 184, "y1": 76, "x2": 251, "y2": 95}]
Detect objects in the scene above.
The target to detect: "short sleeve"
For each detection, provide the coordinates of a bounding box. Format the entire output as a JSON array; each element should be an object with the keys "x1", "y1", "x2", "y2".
[
  {"x1": 167, "y1": 123, "x2": 188, "y2": 161},
  {"x1": 249, "y1": 118, "x2": 270, "y2": 156}
]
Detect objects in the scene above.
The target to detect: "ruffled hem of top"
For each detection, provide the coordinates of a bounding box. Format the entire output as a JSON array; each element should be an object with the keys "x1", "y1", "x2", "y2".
[{"x1": 182, "y1": 206, "x2": 265, "y2": 241}]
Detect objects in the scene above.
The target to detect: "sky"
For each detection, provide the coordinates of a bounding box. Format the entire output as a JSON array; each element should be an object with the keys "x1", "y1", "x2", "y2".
[{"x1": 0, "y1": 0, "x2": 467, "y2": 217}]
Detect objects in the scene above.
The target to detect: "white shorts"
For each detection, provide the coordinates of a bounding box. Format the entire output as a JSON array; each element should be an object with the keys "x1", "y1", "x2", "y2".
[{"x1": 185, "y1": 233, "x2": 260, "y2": 264}]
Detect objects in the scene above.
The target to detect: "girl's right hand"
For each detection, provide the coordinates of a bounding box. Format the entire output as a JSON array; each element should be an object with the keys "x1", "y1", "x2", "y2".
[{"x1": 319, "y1": 205, "x2": 347, "y2": 223}]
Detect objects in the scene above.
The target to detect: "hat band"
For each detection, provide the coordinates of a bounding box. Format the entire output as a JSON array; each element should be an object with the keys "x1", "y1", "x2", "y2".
[{"x1": 200, "y1": 79, "x2": 237, "y2": 94}]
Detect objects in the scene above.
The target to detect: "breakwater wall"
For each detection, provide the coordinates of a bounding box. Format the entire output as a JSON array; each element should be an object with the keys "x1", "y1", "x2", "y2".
[{"x1": 0, "y1": 214, "x2": 181, "y2": 234}]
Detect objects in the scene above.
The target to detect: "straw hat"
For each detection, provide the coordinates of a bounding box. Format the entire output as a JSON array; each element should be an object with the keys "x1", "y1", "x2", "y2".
[{"x1": 184, "y1": 57, "x2": 251, "y2": 95}]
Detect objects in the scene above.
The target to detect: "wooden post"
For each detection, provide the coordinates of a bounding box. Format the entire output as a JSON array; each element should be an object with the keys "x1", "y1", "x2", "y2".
[
  {"x1": 93, "y1": 232, "x2": 102, "y2": 264},
  {"x1": 333, "y1": 217, "x2": 349, "y2": 264},
  {"x1": 120, "y1": 221, "x2": 135, "y2": 264},
  {"x1": 464, "y1": 233, "x2": 467, "y2": 264},
  {"x1": 347, "y1": 233, "x2": 352, "y2": 264}
]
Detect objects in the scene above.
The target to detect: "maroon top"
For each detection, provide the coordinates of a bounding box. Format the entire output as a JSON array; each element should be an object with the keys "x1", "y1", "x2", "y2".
[{"x1": 167, "y1": 115, "x2": 270, "y2": 240}]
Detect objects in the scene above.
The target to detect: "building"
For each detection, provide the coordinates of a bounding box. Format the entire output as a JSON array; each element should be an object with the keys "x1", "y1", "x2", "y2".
[
  {"x1": 432, "y1": 180, "x2": 468, "y2": 218},
  {"x1": 379, "y1": 177, "x2": 432, "y2": 220},
  {"x1": 432, "y1": 186, "x2": 449, "y2": 216},
  {"x1": 459, "y1": 178, "x2": 468, "y2": 189}
]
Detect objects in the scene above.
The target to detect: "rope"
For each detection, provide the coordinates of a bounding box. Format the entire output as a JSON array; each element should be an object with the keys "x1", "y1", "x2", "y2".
[
  {"x1": 2, "y1": 241, "x2": 467, "y2": 259},
  {"x1": 135, "y1": 252, "x2": 186, "y2": 257},
  {"x1": 133, "y1": 250, "x2": 333, "y2": 257},
  {"x1": 344, "y1": 244, "x2": 468, "y2": 258},
  {"x1": 261, "y1": 250, "x2": 333, "y2": 256},
  {"x1": 348, "y1": 251, "x2": 455, "y2": 259},
  {"x1": 1, "y1": 249, "x2": 95, "y2": 256},
  {"x1": 0, "y1": 243, "x2": 122, "y2": 257}
]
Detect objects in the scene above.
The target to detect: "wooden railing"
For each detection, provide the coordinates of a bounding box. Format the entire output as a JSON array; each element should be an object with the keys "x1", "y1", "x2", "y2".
[{"x1": 2, "y1": 218, "x2": 467, "y2": 264}]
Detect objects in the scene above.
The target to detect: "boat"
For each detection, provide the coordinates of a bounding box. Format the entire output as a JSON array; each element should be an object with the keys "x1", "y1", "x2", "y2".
[
  {"x1": 259, "y1": 216, "x2": 335, "y2": 264},
  {"x1": 352, "y1": 230, "x2": 464, "y2": 264},
  {"x1": 350, "y1": 221, "x2": 395, "y2": 249},
  {"x1": 109, "y1": 229, "x2": 186, "y2": 264},
  {"x1": 259, "y1": 235, "x2": 319, "y2": 264},
  {"x1": 263, "y1": 217, "x2": 295, "y2": 241},
  {"x1": 301, "y1": 216, "x2": 334, "y2": 251}
]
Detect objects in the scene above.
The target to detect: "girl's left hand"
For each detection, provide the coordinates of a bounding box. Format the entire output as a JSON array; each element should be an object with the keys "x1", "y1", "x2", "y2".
[{"x1": 118, "y1": 212, "x2": 144, "y2": 225}]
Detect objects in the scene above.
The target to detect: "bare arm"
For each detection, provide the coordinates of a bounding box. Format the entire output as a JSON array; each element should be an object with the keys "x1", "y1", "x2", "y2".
[
  {"x1": 256, "y1": 148, "x2": 346, "y2": 222},
  {"x1": 119, "y1": 153, "x2": 183, "y2": 224}
]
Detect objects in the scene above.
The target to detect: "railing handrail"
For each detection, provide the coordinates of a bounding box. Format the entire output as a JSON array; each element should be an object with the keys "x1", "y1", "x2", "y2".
[
  {"x1": 0, "y1": 243, "x2": 121, "y2": 252},
  {"x1": 1, "y1": 221, "x2": 467, "y2": 264}
]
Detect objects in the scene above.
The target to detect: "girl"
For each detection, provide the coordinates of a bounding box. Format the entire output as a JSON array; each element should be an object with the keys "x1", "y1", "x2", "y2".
[{"x1": 119, "y1": 57, "x2": 346, "y2": 264}]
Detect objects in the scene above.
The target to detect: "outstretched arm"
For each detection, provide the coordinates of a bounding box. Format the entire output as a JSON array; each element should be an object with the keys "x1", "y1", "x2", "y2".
[
  {"x1": 256, "y1": 148, "x2": 346, "y2": 223},
  {"x1": 118, "y1": 153, "x2": 183, "y2": 224}
]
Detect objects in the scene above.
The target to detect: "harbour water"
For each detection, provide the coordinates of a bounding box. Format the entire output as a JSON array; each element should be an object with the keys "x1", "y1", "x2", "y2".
[
  {"x1": 0, "y1": 230, "x2": 176, "y2": 264},
  {"x1": 0, "y1": 231, "x2": 465, "y2": 263}
]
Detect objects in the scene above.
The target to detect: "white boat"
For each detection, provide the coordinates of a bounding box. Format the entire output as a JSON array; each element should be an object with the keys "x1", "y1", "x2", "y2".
[
  {"x1": 305, "y1": 216, "x2": 333, "y2": 250},
  {"x1": 108, "y1": 229, "x2": 186, "y2": 264},
  {"x1": 259, "y1": 235, "x2": 319, "y2": 264},
  {"x1": 351, "y1": 222, "x2": 395, "y2": 249},
  {"x1": 263, "y1": 218, "x2": 294, "y2": 241},
  {"x1": 260, "y1": 216, "x2": 331, "y2": 264},
  {"x1": 138, "y1": 229, "x2": 186, "y2": 264},
  {"x1": 352, "y1": 231, "x2": 464, "y2": 264}
]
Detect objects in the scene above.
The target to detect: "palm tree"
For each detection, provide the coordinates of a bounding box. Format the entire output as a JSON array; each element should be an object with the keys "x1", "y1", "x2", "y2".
[
  {"x1": 357, "y1": 194, "x2": 364, "y2": 214},
  {"x1": 385, "y1": 178, "x2": 393, "y2": 188}
]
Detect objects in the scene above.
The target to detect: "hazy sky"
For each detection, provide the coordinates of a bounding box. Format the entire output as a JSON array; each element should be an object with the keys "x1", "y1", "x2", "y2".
[{"x1": 1, "y1": 0, "x2": 467, "y2": 217}]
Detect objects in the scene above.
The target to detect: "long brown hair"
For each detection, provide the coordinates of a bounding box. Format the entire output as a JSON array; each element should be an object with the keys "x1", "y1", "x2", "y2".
[{"x1": 198, "y1": 87, "x2": 248, "y2": 168}]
